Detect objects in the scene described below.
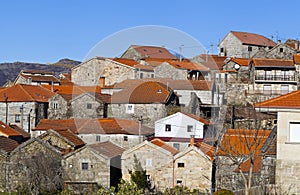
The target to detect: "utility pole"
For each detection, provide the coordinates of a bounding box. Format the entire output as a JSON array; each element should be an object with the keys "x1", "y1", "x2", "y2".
[
  {"x1": 138, "y1": 116, "x2": 143, "y2": 143},
  {"x1": 4, "y1": 93, "x2": 8, "y2": 124},
  {"x1": 28, "y1": 109, "x2": 32, "y2": 133},
  {"x1": 20, "y1": 105, "x2": 24, "y2": 129}
]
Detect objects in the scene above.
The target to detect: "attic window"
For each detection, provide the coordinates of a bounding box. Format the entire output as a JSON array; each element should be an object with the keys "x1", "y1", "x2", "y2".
[
  {"x1": 178, "y1": 163, "x2": 185, "y2": 168},
  {"x1": 187, "y1": 125, "x2": 193, "y2": 132},
  {"x1": 159, "y1": 50, "x2": 162, "y2": 53},
  {"x1": 123, "y1": 136, "x2": 128, "y2": 141},
  {"x1": 15, "y1": 114, "x2": 20, "y2": 123},
  {"x1": 280, "y1": 48, "x2": 284, "y2": 52},
  {"x1": 87, "y1": 103, "x2": 92, "y2": 109},
  {"x1": 165, "y1": 124, "x2": 171, "y2": 132},
  {"x1": 248, "y1": 46, "x2": 252, "y2": 52},
  {"x1": 157, "y1": 89, "x2": 162, "y2": 93},
  {"x1": 82, "y1": 162, "x2": 89, "y2": 170},
  {"x1": 220, "y1": 48, "x2": 224, "y2": 53}
]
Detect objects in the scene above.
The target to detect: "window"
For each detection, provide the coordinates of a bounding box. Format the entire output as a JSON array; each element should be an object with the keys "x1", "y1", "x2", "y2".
[
  {"x1": 263, "y1": 85, "x2": 272, "y2": 95},
  {"x1": 151, "y1": 74, "x2": 155, "y2": 78},
  {"x1": 126, "y1": 104, "x2": 134, "y2": 114},
  {"x1": 53, "y1": 102, "x2": 59, "y2": 109},
  {"x1": 96, "y1": 135, "x2": 101, "y2": 142},
  {"x1": 176, "y1": 180, "x2": 183, "y2": 185},
  {"x1": 280, "y1": 48, "x2": 284, "y2": 52},
  {"x1": 82, "y1": 162, "x2": 89, "y2": 170},
  {"x1": 173, "y1": 143, "x2": 180, "y2": 151},
  {"x1": 146, "y1": 175, "x2": 150, "y2": 181},
  {"x1": 248, "y1": 46, "x2": 252, "y2": 52},
  {"x1": 87, "y1": 103, "x2": 92, "y2": 109},
  {"x1": 165, "y1": 124, "x2": 171, "y2": 132},
  {"x1": 187, "y1": 125, "x2": 193, "y2": 132},
  {"x1": 15, "y1": 114, "x2": 20, "y2": 123},
  {"x1": 289, "y1": 122, "x2": 300, "y2": 142},
  {"x1": 220, "y1": 48, "x2": 224, "y2": 53},
  {"x1": 146, "y1": 159, "x2": 152, "y2": 167},
  {"x1": 140, "y1": 73, "x2": 144, "y2": 79},
  {"x1": 178, "y1": 163, "x2": 185, "y2": 168},
  {"x1": 123, "y1": 136, "x2": 128, "y2": 141}
]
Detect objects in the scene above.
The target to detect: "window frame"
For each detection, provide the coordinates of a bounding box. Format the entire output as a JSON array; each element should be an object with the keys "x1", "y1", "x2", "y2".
[
  {"x1": 178, "y1": 162, "x2": 185, "y2": 168},
  {"x1": 15, "y1": 114, "x2": 21, "y2": 123},
  {"x1": 87, "y1": 103, "x2": 92, "y2": 109},
  {"x1": 165, "y1": 124, "x2": 171, "y2": 132},
  {"x1": 82, "y1": 162, "x2": 89, "y2": 170},
  {"x1": 187, "y1": 125, "x2": 193, "y2": 132}
]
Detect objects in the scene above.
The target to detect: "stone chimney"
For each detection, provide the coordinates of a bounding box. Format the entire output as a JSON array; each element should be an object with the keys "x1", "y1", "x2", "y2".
[
  {"x1": 190, "y1": 135, "x2": 195, "y2": 146},
  {"x1": 99, "y1": 77, "x2": 105, "y2": 87}
]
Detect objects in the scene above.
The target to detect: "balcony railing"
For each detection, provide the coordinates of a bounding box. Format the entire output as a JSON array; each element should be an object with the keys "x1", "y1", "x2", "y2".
[
  {"x1": 255, "y1": 75, "x2": 297, "y2": 82},
  {"x1": 247, "y1": 89, "x2": 290, "y2": 96}
]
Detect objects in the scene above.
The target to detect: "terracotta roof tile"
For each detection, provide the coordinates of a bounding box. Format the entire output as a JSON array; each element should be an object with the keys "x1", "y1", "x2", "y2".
[
  {"x1": 0, "y1": 136, "x2": 19, "y2": 153},
  {"x1": 198, "y1": 54, "x2": 227, "y2": 70},
  {"x1": 150, "y1": 138, "x2": 178, "y2": 155},
  {"x1": 55, "y1": 129, "x2": 85, "y2": 148},
  {"x1": 230, "y1": 58, "x2": 250, "y2": 66},
  {"x1": 20, "y1": 74, "x2": 60, "y2": 83},
  {"x1": 22, "y1": 69, "x2": 54, "y2": 75},
  {"x1": 34, "y1": 118, "x2": 154, "y2": 135},
  {"x1": 167, "y1": 61, "x2": 210, "y2": 71},
  {"x1": 111, "y1": 58, "x2": 139, "y2": 67},
  {"x1": 88, "y1": 141, "x2": 125, "y2": 158},
  {"x1": 42, "y1": 85, "x2": 101, "y2": 95},
  {"x1": 253, "y1": 58, "x2": 294, "y2": 67},
  {"x1": 0, "y1": 84, "x2": 54, "y2": 102},
  {"x1": 129, "y1": 45, "x2": 176, "y2": 59},
  {"x1": 294, "y1": 54, "x2": 300, "y2": 64},
  {"x1": 218, "y1": 129, "x2": 271, "y2": 156},
  {"x1": 9, "y1": 124, "x2": 31, "y2": 139},
  {"x1": 110, "y1": 81, "x2": 171, "y2": 104},
  {"x1": 255, "y1": 90, "x2": 300, "y2": 109},
  {"x1": 196, "y1": 142, "x2": 215, "y2": 160},
  {"x1": 231, "y1": 31, "x2": 276, "y2": 47},
  {"x1": 234, "y1": 156, "x2": 262, "y2": 173},
  {"x1": 0, "y1": 121, "x2": 23, "y2": 137}
]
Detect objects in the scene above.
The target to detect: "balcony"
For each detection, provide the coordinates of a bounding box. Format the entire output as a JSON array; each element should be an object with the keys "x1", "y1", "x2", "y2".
[
  {"x1": 247, "y1": 89, "x2": 290, "y2": 96},
  {"x1": 255, "y1": 75, "x2": 297, "y2": 82}
]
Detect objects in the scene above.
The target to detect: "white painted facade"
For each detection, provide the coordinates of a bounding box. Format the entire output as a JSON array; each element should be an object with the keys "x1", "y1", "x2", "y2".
[{"x1": 155, "y1": 112, "x2": 204, "y2": 139}]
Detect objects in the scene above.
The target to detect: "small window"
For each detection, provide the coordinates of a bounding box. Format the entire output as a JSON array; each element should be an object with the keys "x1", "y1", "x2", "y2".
[
  {"x1": 126, "y1": 104, "x2": 134, "y2": 114},
  {"x1": 173, "y1": 143, "x2": 180, "y2": 151},
  {"x1": 140, "y1": 73, "x2": 144, "y2": 79},
  {"x1": 280, "y1": 48, "x2": 284, "y2": 52},
  {"x1": 96, "y1": 135, "x2": 101, "y2": 142},
  {"x1": 177, "y1": 180, "x2": 183, "y2": 185},
  {"x1": 82, "y1": 162, "x2": 89, "y2": 170},
  {"x1": 178, "y1": 163, "x2": 185, "y2": 168},
  {"x1": 248, "y1": 46, "x2": 252, "y2": 52},
  {"x1": 53, "y1": 102, "x2": 59, "y2": 109},
  {"x1": 151, "y1": 74, "x2": 155, "y2": 78},
  {"x1": 146, "y1": 159, "x2": 152, "y2": 167},
  {"x1": 87, "y1": 103, "x2": 92, "y2": 109},
  {"x1": 187, "y1": 125, "x2": 193, "y2": 132},
  {"x1": 146, "y1": 175, "x2": 150, "y2": 181},
  {"x1": 124, "y1": 136, "x2": 128, "y2": 141},
  {"x1": 165, "y1": 124, "x2": 171, "y2": 132},
  {"x1": 15, "y1": 114, "x2": 20, "y2": 123},
  {"x1": 220, "y1": 48, "x2": 224, "y2": 53}
]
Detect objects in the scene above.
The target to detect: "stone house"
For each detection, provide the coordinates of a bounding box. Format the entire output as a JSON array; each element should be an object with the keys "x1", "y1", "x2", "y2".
[
  {"x1": 221, "y1": 57, "x2": 250, "y2": 83},
  {"x1": 153, "y1": 60, "x2": 210, "y2": 81},
  {"x1": 109, "y1": 81, "x2": 180, "y2": 127},
  {"x1": 71, "y1": 57, "x2": 155, "y2": 86},
  {"x1": 248, "y1": 58, "x2": 298, "y2": 99},
  {"x1": 33, "y1": 118, "x2": 154, "y2": 149},
  {"x1": 122, "y1": 138, "x2": 215, "y2": 192},
  {"x1": 215, "y1": 128, "x2": 273, "y2": 192},
  {"x1": 121, "y1": 138, "x2": 178, "y2": 191},
  {"x1": 121, "y1": 45, "x2": 176, "y2": 60},
  {"x1": 255, "y1": 90, "x2": 300, "y2": 194},
  {"x1": 218, "y1": 31, "x2": 276, "y2": 58},
  {"x1": 44, "y1": 85, "x2": 110, "y2": 120},
  {"x1": 153, "y1": 112, "x2": 210, "y2": 151},
  {"x1": 62, "y1": 141, "x2": 125, "y2": 191},
  {"x1": 0, "y1": 84, "x2": 55, "y2": 134},
  {"x1": 0, "y1": 136, "x2": 19, "y2": 191},
  {"x1": 13, "y1": 70, "x2": 60, "y2": 86},
  {"x1": 252, "y1": 42, "x2": 297, "y2": 60}
]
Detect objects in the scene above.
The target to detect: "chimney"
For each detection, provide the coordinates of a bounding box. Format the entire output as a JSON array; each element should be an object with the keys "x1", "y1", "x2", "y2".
[
  {"x1": 99, "y1": 77, "x2": 105, "y2": 87},
  {"x1": 190, "y1": 135, "x2": 195, "y2": 146}
]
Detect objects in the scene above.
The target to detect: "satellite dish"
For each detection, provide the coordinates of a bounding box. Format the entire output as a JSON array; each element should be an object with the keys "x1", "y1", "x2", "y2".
[{"x1": 234, "y1": 64, "x2": 240, "y2": 70}]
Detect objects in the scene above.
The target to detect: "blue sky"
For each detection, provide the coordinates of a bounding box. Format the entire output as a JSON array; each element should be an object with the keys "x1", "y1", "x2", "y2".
[{"x1": 0, "y1": 0, "x2": 299, "y2": 63}]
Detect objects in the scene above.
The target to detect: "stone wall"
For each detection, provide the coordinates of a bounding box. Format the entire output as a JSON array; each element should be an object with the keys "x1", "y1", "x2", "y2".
[
  {"x1": 71, "y1": 94, "x2": 105, "y2": 118},
  {"x1": 48, "y1": 94, "x2": 69, "y2": 120},
  {"x1": 154, "y1": 62, "x2": 187, "y2": 80}
]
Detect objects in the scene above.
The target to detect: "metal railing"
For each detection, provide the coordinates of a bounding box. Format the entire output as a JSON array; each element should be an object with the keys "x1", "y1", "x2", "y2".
[{"x1": 255, "y1": 75, "x2": 297, "y2": 81}]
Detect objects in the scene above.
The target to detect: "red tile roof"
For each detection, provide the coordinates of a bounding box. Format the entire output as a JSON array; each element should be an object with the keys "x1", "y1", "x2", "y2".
[
  {"x1": 144, "y1": 58, "x2": 190, "y2": 67},
  {"x1": 22, "y1": 69, "x2": 54, "y2": 75},
  {"x1": 255, "y1": 90, "x2": 300, "y2": 109},
  {"x1": 181, "y1": 112, "x2": 210, "y2": 125},
  {"x1": 196, "y1": 142, "x2": 215, "y2": 160},
  {"x1": 234, "y1": 156, "x2": 262, "y2": 173},
  {"x1": 0, "y1": 136, "x2": 19, "y2": 153},
  {"x1": 150, "y1": 138, "x2": 178, "y2": 155},
  {"x1": 112, "y1": 58, "x2": 139, "y2": 66},
  {"x1": 42, "y1": 85, "x2": 101, "y2": 95},
  {"x1": 218, "y1": 129, "x2": 271, "y2": 156},
  {"x1": 198, "y1": 54, "x2": 227, "y2": 70},
  {"x1": 0, "y1": 84, "x2": 54, "y2": 102},
  {"x1": 167, "y1": 61, "x2": 210, "y2": 71},
  {"x1": 9, "y1": 124, "x2": 31, "y2": 139},
  {"x1": 0, "y1": 121, "x2": 23, "y2": 137},
  {"x1": 231, "y1": 31, "x2": 276, "y2": 47},
  {"x1": 129, "y1": 45, "x2": 176, "y2": 59},
  {"x1": 110, "y1": 81, "x2": 171, "y2": 104},
  {"x1": 55, "y1": 129, "x2": 85, "y2": 149},
  {"x1": 88, "y1": 141, "x2": 125, "y2": 158},
  {"x1": 20, "y1": 74, "x2": 60, "y2": 83},
  {"x1": 230, "y1": 58, "x2": 250, "y2": 66},
  {"x1": 34, "y1": 118, "x2": 154, "y2": 135},
  {"x1": 253, "y1": 58, "x2": 294, "y2": 67},
  {"x1": 294, "y1": 54, "x2": 300, "y2": 64}
]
